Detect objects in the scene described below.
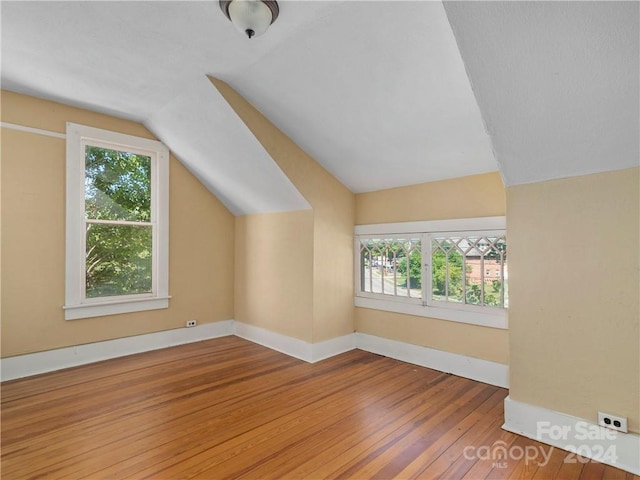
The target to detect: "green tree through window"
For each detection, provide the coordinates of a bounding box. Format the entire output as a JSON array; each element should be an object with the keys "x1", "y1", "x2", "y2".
[
  {"x1": 84, "y1": 146, "x2": 153, "y2": 298},
  {"x1": 431, "y1": 244, "x2": 464, "y2": 302},
  {"x1": 396, "y1": 249, "x2": 422, "y2": 289},
  {"x1": 358, "y1": 233, "x2": 507, "y2": 309}
]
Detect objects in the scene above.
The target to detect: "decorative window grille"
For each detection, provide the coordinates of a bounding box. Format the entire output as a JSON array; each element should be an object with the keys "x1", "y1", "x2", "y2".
[
  {"x1": 429, "y1": 235, "x2": 507, "y2": 309},
  {"x1": 356, "y1": 226, "x2": 508, "y2": 315},
  {"x1": 359, "y1": 237, "x2": 422, "y2": 300}
]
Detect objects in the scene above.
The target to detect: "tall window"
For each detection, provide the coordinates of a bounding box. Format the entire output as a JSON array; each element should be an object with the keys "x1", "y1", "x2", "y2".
[
  {"x1": 64, "y1": 123, "x2": 169, "y2": 320},
  {"x1": 355, "y1": 218, "x2": 507, "y2": 329}
]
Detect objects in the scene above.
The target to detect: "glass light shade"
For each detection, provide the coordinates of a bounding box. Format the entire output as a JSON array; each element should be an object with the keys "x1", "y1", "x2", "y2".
[{"x1": 228, "y1": 0, "x2": 273, "y2": 38}]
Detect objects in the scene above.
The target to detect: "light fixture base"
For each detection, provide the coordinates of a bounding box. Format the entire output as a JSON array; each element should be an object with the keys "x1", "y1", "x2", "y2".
[{"x1": 220, "y1": 0, "x2": 279, "y2": 39}]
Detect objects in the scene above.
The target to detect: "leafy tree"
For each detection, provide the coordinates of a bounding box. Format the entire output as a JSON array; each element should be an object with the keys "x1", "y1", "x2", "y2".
[
  {"x1": 466, "y1": 284, "x2": 482, "y2": 305},
  {"x1": 431, "y1": 244, "x2": 463, "y2": 301},
  {"x1": 85, "y1": 146, "x2": 151, "y2": 221},
  {"x1": 84, "y1": 146, "x2": 153, "y2": 298},
  {"x1": 465, "y1": 280, "x2": 501, "y2": 307},
  {"x1": 396, "y1": 248, "x2": 421, "y2": 288}
]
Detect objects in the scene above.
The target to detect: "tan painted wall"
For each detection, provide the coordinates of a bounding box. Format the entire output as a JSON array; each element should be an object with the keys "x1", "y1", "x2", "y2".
[
  {"x1": 234, "y1": 211, "x2": 314, "y2": 342},
  {"x1": 356, "y1": 172, "x2": 506, "y2": 224},
  {"x1": 355, "y1": 172, "x2": 509, "y2": 364},
  {"x1": 507, "y1": 168, "x2": 640, "y2": 433},
  {"x1": 355, "y1": 308, "x2": 509, "y2": 364},
  {"x1": 212, "y1": 78, "x2": 356, "y2": 343},
  {"x1": 1, "y1": 91, "x2": 235, "y2": 357}
]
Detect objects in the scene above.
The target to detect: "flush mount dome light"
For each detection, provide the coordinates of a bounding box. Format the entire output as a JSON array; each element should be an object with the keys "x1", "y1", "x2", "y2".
[{"x1": 219, "y1": 0, "x2": 279, "y2": 39}]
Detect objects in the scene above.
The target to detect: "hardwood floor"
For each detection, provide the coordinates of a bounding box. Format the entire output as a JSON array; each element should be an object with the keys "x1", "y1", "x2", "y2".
[{"x1": 1, "y1": 336, "x2": 637, "y2": 480}]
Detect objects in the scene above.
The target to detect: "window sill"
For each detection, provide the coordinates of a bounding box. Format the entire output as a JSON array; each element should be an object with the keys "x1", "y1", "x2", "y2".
[
  {"x1": 354, "y1": 296, "x2": 507, "y2": 329},
  {"x1": 63, "y1": 296, "x2": 170, "y2": 320}
]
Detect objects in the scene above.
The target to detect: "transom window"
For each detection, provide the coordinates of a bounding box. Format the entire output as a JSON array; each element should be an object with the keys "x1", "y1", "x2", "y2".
[
  {"x1": 64, "y1": 123, "x2": 169, "y2": 320},
  {"x1": 355, "y1": 218, "x2": 507, "y2": 329}
]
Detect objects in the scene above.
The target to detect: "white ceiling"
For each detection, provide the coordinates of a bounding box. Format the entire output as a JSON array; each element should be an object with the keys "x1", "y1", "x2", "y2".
[
  {"x1": 2, "y1": 1, "x2": 638, "y2": 214},
  {"x1": 223, "y1": 1, "x2": 497, "y2": 193},
  {"x1": 444, "y1": 1, "x2": 639, "y2": 186}
]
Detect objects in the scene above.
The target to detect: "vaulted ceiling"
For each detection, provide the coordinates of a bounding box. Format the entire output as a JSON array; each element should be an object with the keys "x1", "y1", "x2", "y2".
[{"x1": 2, "y1": 1, "x2": 638, "y2": 215}]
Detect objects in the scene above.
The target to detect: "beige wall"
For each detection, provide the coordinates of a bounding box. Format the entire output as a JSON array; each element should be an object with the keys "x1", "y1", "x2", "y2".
[
  {"x1": 212, "y1": 78, "x2": 356, "y2": 343},
  {"x1": 355, "y1": 172, "x2": 509, "y2": 364},
  {"x1": 507, "y1": 168, "x2": 640, "y2": 433},
  {"x1": 235, "y1": 211, "x2": 314, "y2": 342},
  {"x1": 356, "y1": 172, "x2": 505, "y2": 224},
  {"x1": 355, "y1": 308, "x2": 509, "y2": 364},
  {"x1": 1, "y1": 91, "x2": 235, "y2": 357}
]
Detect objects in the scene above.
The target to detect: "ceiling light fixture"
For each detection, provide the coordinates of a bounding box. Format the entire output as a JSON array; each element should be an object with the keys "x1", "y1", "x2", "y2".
[{"x1": 219, "y1": 0, "x2": 279, "y2": 39}]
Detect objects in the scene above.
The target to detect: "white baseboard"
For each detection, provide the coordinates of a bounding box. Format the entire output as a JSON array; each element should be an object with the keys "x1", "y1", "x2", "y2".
[
  {"x1": 234, "y1": 322, "x2": 313, "y2": 361},
  {"x1": 355, "y1": 332, "x2": 509, "y2": 388},
  {"x1": 0, "y1": 320, "x2": 234, "y2": 382},
  {"x1": 503, "y1": 396, "x2": 640, "y2": 475},
  {"x1": 2, "y1": 322, "x2": 505, "y2": 390},
  {"x1": 233, "y1": 321, "x2": 356, "y2": 363},
  {"x1": 232, "y1": 325, "x2": 506, "y2": 388},
  {"x1": 311, "y1": 333, "x2": 357, "y2": 362}
]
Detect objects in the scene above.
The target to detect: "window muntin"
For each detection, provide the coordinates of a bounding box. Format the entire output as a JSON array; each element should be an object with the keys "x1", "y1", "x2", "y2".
[{"x1": 65, "y1": 123, "x2": 169, "y2": 320}]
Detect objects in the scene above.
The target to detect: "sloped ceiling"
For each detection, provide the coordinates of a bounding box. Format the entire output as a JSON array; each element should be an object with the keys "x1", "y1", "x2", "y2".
[
  {"x1": 222, "y1": 1, "x2": 497, "y2": 193},
  {"x1": 145, "y1": 75, "x2": 310, "y2": 215},
  {"x1": 2, "y1": 1, "x2": 637, "y2": 214},
  {"x1": 444, "y1": 1, "x2": 639, "y2": 186}
]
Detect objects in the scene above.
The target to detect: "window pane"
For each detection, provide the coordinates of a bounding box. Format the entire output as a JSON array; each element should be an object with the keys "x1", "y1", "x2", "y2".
[
  {"x1": 359, "y1": 237, "x2": 421, "y2": 299},
  {"x1": 483, "y1": 239, "x2": 504, "y2": 307},
  {"x1": 404, "y1": 242, "x2": 422, "y2": 299},
  {"x1": 86, "y1": 224, "x2": 152, "y2": 298},
  {"x1": 85, "y1": 146, "x2": 151, "y2": 221},
  {"x1": 432, "y1": 235, "x2": 507, "y2": 308},
  {"x1": 431, "y1": 239, "x2": 464, "y2": 303}
]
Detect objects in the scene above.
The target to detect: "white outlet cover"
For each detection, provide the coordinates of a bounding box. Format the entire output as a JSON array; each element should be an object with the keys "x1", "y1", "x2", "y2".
[{"x1": 598, "y1": 412, "x2": 628, "y2": 433}]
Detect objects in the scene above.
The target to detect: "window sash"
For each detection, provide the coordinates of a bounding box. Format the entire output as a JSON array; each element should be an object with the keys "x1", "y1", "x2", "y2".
[
  {"x1": 80, "y1": 140, "x2": 158, "y2": 303},
  {"x1": 354, "y1": 219, "x2": 507, "y2": 328},
  {"x1": 358, "y1": 234, "x2": 423, "y2": 302},
  {"x1": 425, "y1": 230, "x2": 507, "y2": 311},
  {"x1": 83, "y1": 221, "x2": 156, "y2": 303},
  {"x1": 357, "y1": 231, "x2": 507, "y2": 308}
]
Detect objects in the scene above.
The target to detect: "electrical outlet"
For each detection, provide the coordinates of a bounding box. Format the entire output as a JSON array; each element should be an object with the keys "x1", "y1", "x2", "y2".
[
  {"x1": 186, "y1": 320, "x2": 197, "y2": 328},
  {"x1": 598, "y1": 412, "x2": 628, "y2": 433}
]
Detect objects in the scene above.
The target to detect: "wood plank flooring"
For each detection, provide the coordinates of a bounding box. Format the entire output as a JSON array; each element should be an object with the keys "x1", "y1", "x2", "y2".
[{"x1": 1, "y1": 336, "x2": 637, "y2": 479}]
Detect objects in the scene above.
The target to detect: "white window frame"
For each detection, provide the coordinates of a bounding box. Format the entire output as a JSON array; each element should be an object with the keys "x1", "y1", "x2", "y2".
[
  {"x1": 355, "y1": 217, "x2": 507, "y2": 329},
  {"x1": 64, "y1": 123, "x2": 170, "y2": 320}
]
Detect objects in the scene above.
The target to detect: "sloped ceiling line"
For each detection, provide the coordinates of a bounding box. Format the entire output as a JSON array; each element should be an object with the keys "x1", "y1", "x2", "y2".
[{"x1": 145, "y1": 74, "x2": 310, "y2": 216}]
